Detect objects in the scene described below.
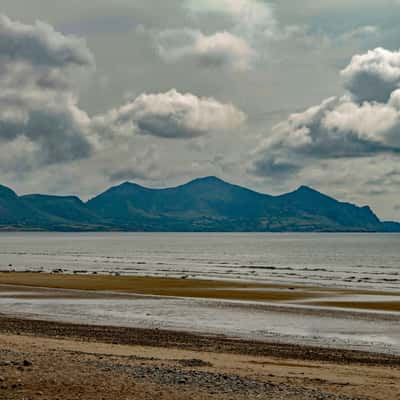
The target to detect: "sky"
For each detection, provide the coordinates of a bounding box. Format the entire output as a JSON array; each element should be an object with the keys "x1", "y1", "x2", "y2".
[{"x1": 0, "y1": 0, "x2": 400, "y2": 220}]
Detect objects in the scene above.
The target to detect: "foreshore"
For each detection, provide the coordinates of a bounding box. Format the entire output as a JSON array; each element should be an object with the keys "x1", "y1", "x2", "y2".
[
  {"x1": 1, "y1": 272, "x2": 400, "y2": 311},
  {"x1": 0, "y1": 273, "x2": 400, "y2": 399}
]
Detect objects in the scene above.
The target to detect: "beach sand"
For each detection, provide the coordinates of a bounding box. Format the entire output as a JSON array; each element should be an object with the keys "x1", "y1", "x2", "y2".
[
  {"x1": 0, "y1": 273, "x2": 399, "y2": 399},
  {"x1": 0, "y1": 316, "x2": 399, "y2": 400}
]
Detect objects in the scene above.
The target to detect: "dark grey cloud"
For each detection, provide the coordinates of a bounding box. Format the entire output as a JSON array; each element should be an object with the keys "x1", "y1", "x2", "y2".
[
  {"x1": 250, "y1": 157, "x2": 300, "y2": 178},
  {"x1": 0, "y1": 14, "x2": 95, "y2": 168},
  {"x1": 0, "y1": 14, "x2": 94, "y2": 67}
]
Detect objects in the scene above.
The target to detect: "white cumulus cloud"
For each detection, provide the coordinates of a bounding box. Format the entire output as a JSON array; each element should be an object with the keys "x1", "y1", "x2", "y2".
[
  {"x1": 341, "y1": 47, "x2": 400, "y2": 103},
  {"x1": 94, "y1": 89, "x2": 246, "y2": 139},
  {"x1": 251, "y1": 48, "x2": 400, "y2": 178}
]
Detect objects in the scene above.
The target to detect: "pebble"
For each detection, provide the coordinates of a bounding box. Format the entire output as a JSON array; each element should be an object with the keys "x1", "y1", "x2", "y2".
[{"x1": 94, "y1": 362, "x2": 361, "y2": 400}]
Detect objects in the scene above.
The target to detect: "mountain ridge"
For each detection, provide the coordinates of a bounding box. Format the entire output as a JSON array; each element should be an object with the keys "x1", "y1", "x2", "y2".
[{"x1": 0, "y1": 176, "x2": 397, "y2": 232}]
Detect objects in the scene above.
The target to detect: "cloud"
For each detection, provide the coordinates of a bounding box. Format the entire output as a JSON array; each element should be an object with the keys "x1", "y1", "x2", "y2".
[
  {"x1": 94, "y1": 89, "x2": 246, "y2": 139},
  {"x1": 339, "y1": 25, "x2": 378, "y2": 42},
  {"x1": 0, "y1": 14, "x2": 94, "y2": 67},
  {"x1": 107, "y1": 146, "x2": 161, "y2": 182},
  {"x1": 0, "y1": 14, "x2": 95, "y2": 167},
  {"x1": 251, "y1": 48, "x2": 400, "y2": 178},
  {"x1": 0, "y1": 15, "x2": 246, "y2": 174},
  {"x1": 251, "y1": 157, "x2": 301, "y2": 178},
  {"x1": 341, "y1": 47, "x2": 400, "y2": 103},
  {"x1": 157, "y1": 0, "x2": 276, "y2": 70},
  {"x1": 156, "y1": 29, "x2": 254, "y2": 71},
  {"x1": 185, "y1": 0, "x2": 276, "y2": 40}
]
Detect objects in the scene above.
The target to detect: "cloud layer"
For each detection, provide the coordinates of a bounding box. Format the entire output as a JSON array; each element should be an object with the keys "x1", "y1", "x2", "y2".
[
  {"x1": 0, "y1": 15, "x2": 245, "y2": 172},
  {"x1": 252, "y1": 47, "x2": 400, "y2": 177}
]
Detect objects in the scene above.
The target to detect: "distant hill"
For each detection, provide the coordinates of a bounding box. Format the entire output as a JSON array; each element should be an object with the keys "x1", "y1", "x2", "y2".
[
  {"x1": 0, "y1": 184, "x2": 50, "y2": 230},
  {"x1": 21, "y1": 194, "x2": 110, "y2": 231},
  {"x1": 0, "y1": 177, "x2": 397, "y2": 232}
]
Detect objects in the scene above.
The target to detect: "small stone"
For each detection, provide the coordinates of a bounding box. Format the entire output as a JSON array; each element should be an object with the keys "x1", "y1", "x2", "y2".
[{"x1": 23, "y1": 360, "x2": 32, "y2": 367}]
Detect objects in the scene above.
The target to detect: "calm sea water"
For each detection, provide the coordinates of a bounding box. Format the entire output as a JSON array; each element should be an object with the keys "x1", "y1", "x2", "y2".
[{"x1": 0, "y1": 232, "x2": 399, "y2": 291}]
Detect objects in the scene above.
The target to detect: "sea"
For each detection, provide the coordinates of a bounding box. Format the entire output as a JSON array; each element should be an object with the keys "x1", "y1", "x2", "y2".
[{"x1": 0, "y1": 232, "x2": 399, "y2": 290}]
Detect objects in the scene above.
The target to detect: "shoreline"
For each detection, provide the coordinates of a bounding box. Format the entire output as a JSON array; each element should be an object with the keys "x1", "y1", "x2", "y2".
[{"x1": 1, "y1": 272, "x2": 400, "y2": 312}]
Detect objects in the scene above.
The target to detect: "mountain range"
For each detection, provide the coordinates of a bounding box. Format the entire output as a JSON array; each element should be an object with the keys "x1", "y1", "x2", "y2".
[{"x1": 0, "y1": 176, "x2": 398, "y2": 232}]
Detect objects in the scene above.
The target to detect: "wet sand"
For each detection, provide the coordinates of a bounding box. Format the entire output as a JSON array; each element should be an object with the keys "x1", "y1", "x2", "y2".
[{"x1": 1, "y1": 272, "x2": 400, "y2": 311}]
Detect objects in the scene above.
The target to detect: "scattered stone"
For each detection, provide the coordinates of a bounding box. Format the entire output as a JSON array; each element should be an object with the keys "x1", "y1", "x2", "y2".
[
  {"x1": 177, "y1": 359, "x2": 212, "y2": 367},
  {"x1": 23, "y1": 359, "x2": 33, "y2": 367},
  {"x1": 0, "y1": 361, "x2": 12, "y2": 367},
  {"x1": 94, "y1": 362, "x2": 359, "y2": 399},
  {"x1": 11, "y1": 382, "x2": 22, "y2": 389}
]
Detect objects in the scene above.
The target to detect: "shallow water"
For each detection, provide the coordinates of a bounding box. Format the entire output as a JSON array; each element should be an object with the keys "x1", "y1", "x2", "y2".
[
  {"x1": 0, "y1": 232, "x2": 399, "y2": 290},
  {"x1": 0, "y1": 289, "x2": 399, "y2": 355}
]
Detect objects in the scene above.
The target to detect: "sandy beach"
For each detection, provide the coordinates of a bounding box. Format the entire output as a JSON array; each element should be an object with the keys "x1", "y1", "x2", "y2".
[
  {"x1": 0, "y1": 316, "x2": 399, "y2": 400},
  {"x1": 0, "y1": 273, "x2": 399, "y2": 398}
]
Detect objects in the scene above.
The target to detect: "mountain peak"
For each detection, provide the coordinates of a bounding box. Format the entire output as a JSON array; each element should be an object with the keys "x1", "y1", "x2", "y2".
[
  {"x1": 290, "y1": 185, "x2": 333, "y2": 200},
  {"x1": 113, "y1": 181, "x2": 147, "y2": 191},
  {"x1": 296, "y1": 185, "x2": 319, "y2": 194},
  {"x1": 187, "y1": 176, "x2": 226, "y2": 185},
  {"x1": 0, "y1": 184, "x2": 18, "y2": 198}
]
